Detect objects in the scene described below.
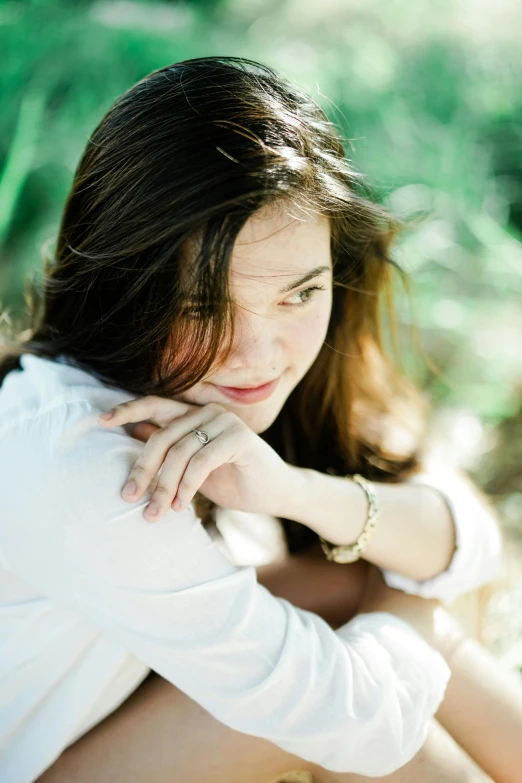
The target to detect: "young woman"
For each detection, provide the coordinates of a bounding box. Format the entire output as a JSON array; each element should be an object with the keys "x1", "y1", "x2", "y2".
[{"x1": 0, "y1": 56, "x2": 520, "y2": 783}]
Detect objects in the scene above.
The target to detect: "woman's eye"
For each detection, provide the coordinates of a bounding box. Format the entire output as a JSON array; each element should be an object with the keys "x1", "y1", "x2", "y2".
[
  {"x1": 182, "y1": 285, "x2": 326, "y2": 317},
  {"x1": 284, "y1": 285, "x2": 326, "y2": 307}
]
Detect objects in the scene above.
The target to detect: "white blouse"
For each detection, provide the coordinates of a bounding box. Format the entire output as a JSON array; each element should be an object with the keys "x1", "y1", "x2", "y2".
[{"x1": 0, "y1": 354, "x2": 502, "y2": 782}]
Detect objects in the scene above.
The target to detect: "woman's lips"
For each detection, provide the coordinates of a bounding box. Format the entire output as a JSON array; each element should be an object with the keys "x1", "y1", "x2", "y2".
[{"x1": 213, "y1": 376, "x2": 280, "y2": 404}]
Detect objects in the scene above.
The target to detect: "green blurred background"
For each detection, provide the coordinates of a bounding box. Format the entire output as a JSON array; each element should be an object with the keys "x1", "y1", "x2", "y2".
[{"x1": 1, "y1": 0, "x2": 521, "y2": 659}]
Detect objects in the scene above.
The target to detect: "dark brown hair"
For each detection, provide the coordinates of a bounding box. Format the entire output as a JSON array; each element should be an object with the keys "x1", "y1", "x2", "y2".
[{"x1": 0, "y1": 56, "x2": 433, "y2": 552}]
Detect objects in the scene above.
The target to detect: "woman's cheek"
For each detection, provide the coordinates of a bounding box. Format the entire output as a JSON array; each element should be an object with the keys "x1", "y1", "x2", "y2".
[{"x1": 287, "y1": 305, "x2": 331, "y2": 365}]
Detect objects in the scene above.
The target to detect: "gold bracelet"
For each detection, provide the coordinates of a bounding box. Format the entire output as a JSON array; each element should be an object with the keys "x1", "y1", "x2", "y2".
[{"x1": 319, "y1": 473, "x2": 380, "y2": 564}]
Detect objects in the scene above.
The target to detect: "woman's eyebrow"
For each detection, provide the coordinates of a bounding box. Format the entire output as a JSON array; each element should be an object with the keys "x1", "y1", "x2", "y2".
[{"x1": 278, "y1": 265, "x2": 331, "y2": 294}]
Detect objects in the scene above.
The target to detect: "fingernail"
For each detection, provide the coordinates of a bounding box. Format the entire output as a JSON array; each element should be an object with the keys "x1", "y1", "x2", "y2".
[
  {"x1": 122, "y1": 479, "x2": 137, "y2": 496},
  {"x1": 146, "y1": 501, "x2": 159, "y2": 516},
  {"x1": 173, "y1": 497, "x2": 182, "y2": 511},
  {"x1": 98, "y1": 410, "x2": 113, "y2": 420}
]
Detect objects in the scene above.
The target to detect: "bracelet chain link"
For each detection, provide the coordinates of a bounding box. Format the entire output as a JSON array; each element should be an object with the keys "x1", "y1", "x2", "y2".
[{"x1": 319, "y1": 473, "x2": 380, "y2": 564}]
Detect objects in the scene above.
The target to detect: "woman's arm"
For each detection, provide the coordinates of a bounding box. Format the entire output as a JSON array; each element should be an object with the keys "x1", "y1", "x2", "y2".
[
  {"x1": 280, "y1": 458, "x2": 503, "y2": 598},
  {"x1": 378, "y1": 462, "x2": 504, "y2": 602},
  {"x1": 1, "y1": 401, "x2": 451, "y2": 778},
  {"x1": 102, "y1": 395, "x2": 502, "y2": 603}
]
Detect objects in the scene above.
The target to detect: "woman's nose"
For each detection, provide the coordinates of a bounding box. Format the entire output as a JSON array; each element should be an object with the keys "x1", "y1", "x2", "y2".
[{"x1": 226, "y1": 310, "x2": 283, "y2": 369}]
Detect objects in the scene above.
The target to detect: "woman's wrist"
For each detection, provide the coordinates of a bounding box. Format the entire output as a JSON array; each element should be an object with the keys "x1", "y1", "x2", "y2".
[
  {"x1": 278, "y1": 465, "x2": 457, "y2": 584},
  {"x1": 277, "y1": 465, "x2": 367, "y2": 544}
]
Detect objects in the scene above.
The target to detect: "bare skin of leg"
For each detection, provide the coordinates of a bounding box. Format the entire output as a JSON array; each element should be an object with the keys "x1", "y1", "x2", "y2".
[
  {"x1": 436, "y1": 634, "x2": 522, "y2": 783},
  {"x1": 34, "y1": 561, "x2": 512, "y2": 783},
  {"x1": 36, "y1": 670, "x2": 493, "y2": 783},
  {"x1": 359, "y1": 565, "x2": 522, "y2": 783}
]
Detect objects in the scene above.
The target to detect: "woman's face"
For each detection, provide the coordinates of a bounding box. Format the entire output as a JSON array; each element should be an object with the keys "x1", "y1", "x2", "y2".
[{"x1": 174, "y1": 205, "x2": 333, "y2": 433}]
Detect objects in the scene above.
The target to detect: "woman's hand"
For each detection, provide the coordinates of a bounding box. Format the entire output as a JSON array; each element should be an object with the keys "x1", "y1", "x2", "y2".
[{"x1": 97, "y1": 396, "x2": 296, "y2": 522}]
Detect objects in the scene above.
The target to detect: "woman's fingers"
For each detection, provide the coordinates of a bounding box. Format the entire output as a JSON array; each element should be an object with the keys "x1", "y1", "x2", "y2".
[
  {"x1": 97, "y1": 395, "x2": 194, "y2": 428},
  {"x1": 122, "y1": 411, "x2": 215, "y2": 504},
  {"x1": 119, "y1": 405, "x2": 228, "y2": 519},
  {"x1": 172, "y1": 422, "x2": 244, "y2": 513},
  {"x1": 145, "y1": 411, "x2": 241, "y2": 521},
  {"x1": 140, "y1": 427, "x2": 217, "y2": 520},
  {"x1": 97, "y1": 396, "x2": 247, "y2": 522},
  {"x1": 143, "y1": 412, "x2": 240, "y2": 520}
]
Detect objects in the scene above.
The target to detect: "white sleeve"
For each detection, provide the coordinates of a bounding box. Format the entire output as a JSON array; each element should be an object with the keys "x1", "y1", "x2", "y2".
[
  {"x1": 2, "y1": 403, "x2": 451, "y2": 778},
  {"x1": 381, "y1": 460, "x2": 504, "y2": 603}
]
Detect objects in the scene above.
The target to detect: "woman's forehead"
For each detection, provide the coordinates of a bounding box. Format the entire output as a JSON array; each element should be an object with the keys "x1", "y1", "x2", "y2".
[
  {"x1": 179, "y1": 205, "x2": 331, "y2": 297},
  {"x1": 229, "y1": 208, "x2": 331, "y2": 288}
]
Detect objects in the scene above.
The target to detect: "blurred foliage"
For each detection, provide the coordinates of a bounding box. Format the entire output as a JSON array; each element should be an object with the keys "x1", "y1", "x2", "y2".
[{"x1": 1, "y1": 0, "x2": 521, "y2": 494}]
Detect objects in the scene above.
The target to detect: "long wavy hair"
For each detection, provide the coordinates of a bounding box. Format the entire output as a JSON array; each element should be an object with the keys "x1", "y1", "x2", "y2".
[{"x1": 0, "y1": 55, "x2": 435, "y2": 553}]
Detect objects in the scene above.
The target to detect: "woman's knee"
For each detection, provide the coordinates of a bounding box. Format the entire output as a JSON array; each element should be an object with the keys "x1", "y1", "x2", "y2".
[{"x1": 353, "y1": 564, "x2": 464, "y2": 656}]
